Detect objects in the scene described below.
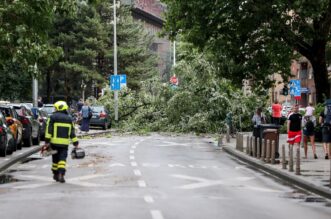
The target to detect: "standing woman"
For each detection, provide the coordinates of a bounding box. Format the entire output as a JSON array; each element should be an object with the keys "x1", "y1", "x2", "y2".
[
  {"x1": 80, "y1": 101, "x2": 92, "y2": 133},
  {"x1": 272, "y1": 100, "x2": 282, "y2": 125}
]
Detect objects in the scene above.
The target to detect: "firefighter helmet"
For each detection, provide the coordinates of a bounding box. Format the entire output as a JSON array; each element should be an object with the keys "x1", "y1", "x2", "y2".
[
  {"x1": 71, "y1": 148, "x2": 85, "y2": 159},
  {"x1": 54, "y1": 101, "x2": 68, "y2": 111}
]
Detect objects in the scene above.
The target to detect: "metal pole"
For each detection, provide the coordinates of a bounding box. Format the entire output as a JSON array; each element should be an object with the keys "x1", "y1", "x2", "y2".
[
  {"x1": 295, "y1": 146, "x2": 301, "y2": 175},
  {"x1": 32, "y1": 63, "x2": 38, "y2": 107},
  {"x1": 113, "y1": 0, "x2": 118, "y2": 122},
  {"x1": 289, "y1": 144, "x2": 294, "y2": 172}
]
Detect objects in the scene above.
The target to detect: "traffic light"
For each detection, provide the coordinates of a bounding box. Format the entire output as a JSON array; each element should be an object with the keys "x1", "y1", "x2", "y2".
[{"x1": 283, "y1": 85, "x2": 288, "y2": 96}]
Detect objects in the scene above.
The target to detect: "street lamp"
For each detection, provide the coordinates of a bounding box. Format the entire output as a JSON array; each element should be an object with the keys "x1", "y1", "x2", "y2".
[{"x1": 113, "y1": 0, "x2": 119, "y2": 122}]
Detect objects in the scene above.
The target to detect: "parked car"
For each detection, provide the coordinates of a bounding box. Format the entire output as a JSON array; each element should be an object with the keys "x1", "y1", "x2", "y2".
[
  {"x1": 8, "y1": 104, "x2": 41, "y2": 146},
  {"x1": 0, "y1": 105, "x2": 23, "y2": 149},
  {"x1": 41, "y1": 104, "x2": 55, "y2": 116},
  {"x1": 31, "y1": 107, "x2": 48, "y2": 140},
  {"x1": 0, "y1": 111, "x2": 16, "y2": 156},
  {"x1": 90, "y1": 105, "x2": 111, "y2": 130}
]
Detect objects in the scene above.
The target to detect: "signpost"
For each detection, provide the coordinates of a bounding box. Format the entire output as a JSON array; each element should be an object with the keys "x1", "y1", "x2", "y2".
[
  {"x1": 289, "y1": 79, "x2": 301, "y2": 101},
  {"x1": 110, "y1": 75, "x2": 121, "y2": 91}
]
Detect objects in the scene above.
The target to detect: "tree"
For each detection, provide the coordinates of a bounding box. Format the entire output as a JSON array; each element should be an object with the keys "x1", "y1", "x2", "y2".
[{"x1": 162, "y1": 0, "x2": 331, "y2": 102}]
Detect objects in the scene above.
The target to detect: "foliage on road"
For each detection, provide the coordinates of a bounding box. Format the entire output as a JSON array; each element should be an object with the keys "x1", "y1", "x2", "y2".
[
  {"x1": 98, "y1": 43, "x2": 267, "y2": 133},
  {"x1": 161, "y1": 0, "x2": 331, "y2": 103}
]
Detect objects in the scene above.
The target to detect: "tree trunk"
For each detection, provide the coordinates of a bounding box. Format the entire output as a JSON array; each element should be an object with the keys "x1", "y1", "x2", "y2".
[{"x1": 309, "y1": 40, "x2": 330, "y2": 103}]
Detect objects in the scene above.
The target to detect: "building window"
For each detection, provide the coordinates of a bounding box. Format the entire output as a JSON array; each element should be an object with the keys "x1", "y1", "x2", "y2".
[{"x1": 300, "y1": 62, "x2": 308, "y2": 79}]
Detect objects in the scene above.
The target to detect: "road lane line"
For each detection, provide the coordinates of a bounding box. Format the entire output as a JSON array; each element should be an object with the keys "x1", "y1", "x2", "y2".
[
  {"x1": 131, "y1": 162, "x2": 138, "y2": 167},
  {"x1": 144, "y1": 196, "x2": 154, "y2": 203},
  {"x1": 130, "y1": 155, "x2": 135, "y2": 160},
  {"x1": 138, "y1": 180, "x2": 146, "y2": 187},
  {"x1": 150, "y1": 210, "x2": 164, "y2": 219},
  {"x1": 132, "y1": 145, "x2": 137, "y2": 149},
  {"x1": 133, "y1": 169, "x2": 142, "y2": 176},
  {"x1": 130, "y1": 150, "x2": 135, "y2": 154}
]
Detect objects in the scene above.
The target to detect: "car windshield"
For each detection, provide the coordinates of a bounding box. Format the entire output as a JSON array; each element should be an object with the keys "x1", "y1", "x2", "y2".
[{"x1": 91, "y1": 106, "x2": 105, "y2": 113}]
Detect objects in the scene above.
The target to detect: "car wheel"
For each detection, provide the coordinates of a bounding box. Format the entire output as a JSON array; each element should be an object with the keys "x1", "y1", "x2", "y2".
[
  {"x1": 24, "y1": 135, "x2": 33, "y2": 147},
  {"x1": 33, "y1": 131, "x2": 40, "y2": 145}
]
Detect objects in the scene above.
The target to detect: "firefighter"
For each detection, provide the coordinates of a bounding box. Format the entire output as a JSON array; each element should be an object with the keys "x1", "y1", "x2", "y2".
[{"x1": 45, "y1": 100, "x2": 79, "y2": 183}]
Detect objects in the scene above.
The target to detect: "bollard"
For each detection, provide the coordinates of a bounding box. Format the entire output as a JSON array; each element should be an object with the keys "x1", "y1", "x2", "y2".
[
  {"x1": 249, "y1": 136, "x2": 253, "y2": 156},
  {"x1": 250, "y1": 137, "x2": 256, "y2": 156},
  {"x1": 257, "y1": 137, "x2": 261, "y2": 159},
  {"x1": 295, "y1": 146, "x2": 301, "y2": 175},
  {"x1": 239, "y1": 133, "x2": 244, "y2": 152},
  {"x1": 271, "y1": 140, "x2": 276, "y2": 164},
  {"x1": 252, "y1": 136, "x2": 256, "y2": 157},
  {"x1": 226, "y1": 125, "x2": 230, "y2": 143},
  {"x1": 282, "y1": 144, "x2": 287, "y2": 169},
  {"x1": 246, "y1": 135, "x2": 250, "y2": 155},
  {"x1": 261, "y1": 139, "x2": 265, "y2": 161},
  {"x1": 235, "y1": 134, "x2": 239, "y2": 150},
  {"x1": 266, "y1": 139, "x2": 271, "y2": 163},
  {"x1": 217, "y1": 134, "x2": 223, "y2": 148},
  {"x1": 289, "y1": 144, "x2": 294, "y2": 172}
]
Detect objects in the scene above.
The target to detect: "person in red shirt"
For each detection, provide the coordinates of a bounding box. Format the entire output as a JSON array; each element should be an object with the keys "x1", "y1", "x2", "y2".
[
  {"x1": 272, "y1": 100, "x2": 282, "y2": 125},
  {"x1": 170, "y1": 74, "x2": 178, "y2": 86}
]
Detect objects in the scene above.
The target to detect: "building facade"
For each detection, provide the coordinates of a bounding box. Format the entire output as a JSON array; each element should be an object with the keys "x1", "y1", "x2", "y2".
[{"x1": 121, "y1": 0, "x2": 172, "y2": 78}]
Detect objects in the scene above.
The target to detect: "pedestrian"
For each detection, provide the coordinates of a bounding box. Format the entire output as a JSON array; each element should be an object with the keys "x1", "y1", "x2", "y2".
[
  {"x1": 77, "y1": 98, "x2": 84, "y2": 112},
  {"x1": 287, "y1": 105, "x2": 302, "y2": 148},
  {"x1": 272, "y1": 100, "x2": 282, "y2": 125},
  {"x1": 318, "y1": 100, "x2": 331, "y2": 159},
  {"x1": 302, "y1": 115, "x2": 317, "y2": 159},
  {"x1": 45, "y1": 101, "x2": 79, "y2": 183},
  {"x1": 37, "y1": 96, "x2": 43, "y2": 108},
  {"x1": 305, "y1": 102, "x2": 315, "y2": 116},
  {"x1": 80, "y1": 101, "x2": 92, "y2": 133},
  {"x1": 225, "y1": 111, "x2": 234, "y2": 137},
  {"x1": 252, "y1": 107, "x2": 266, "y2": 126}
]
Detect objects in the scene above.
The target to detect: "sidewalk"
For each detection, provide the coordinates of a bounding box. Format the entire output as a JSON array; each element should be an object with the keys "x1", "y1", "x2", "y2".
[
  {"x1": 221, "y1": 133, "x2": 331, "y2": 200},
  {"x1": 0, "y1": 128, "x2": 112, "y2": 174}
]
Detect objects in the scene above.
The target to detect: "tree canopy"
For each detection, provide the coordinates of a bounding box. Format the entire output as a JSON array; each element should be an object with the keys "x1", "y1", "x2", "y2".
[{"x1": 162, "y1": 0, "x2": 331, "y2": 102}]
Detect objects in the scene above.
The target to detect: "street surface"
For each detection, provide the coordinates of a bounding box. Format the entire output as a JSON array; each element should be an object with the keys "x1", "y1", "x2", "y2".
[{"x1": 0, "y1": 134, "x2": 330, "y2": 219}]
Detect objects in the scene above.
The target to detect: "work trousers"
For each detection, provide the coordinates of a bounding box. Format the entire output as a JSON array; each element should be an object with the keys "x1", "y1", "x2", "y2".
[{"x1": 51, "y1": 145, "x2": 68, "y2": 175}]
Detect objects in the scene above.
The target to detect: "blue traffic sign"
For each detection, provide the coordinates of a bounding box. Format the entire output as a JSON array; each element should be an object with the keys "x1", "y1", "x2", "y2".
[
  {"x1": 289, "y1": 80, "x2": 301, "y2": 96},
  {"x1": 120, "y1": 74, "x2": 127, "y2": 88},
  {"x1": 110, "y1": 75, "x2": 120, "y2": 91}
]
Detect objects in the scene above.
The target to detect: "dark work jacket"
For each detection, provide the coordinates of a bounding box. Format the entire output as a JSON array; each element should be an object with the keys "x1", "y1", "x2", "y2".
[{"x1": 45, "y1": 111, "x2": 78, "y2": 147}]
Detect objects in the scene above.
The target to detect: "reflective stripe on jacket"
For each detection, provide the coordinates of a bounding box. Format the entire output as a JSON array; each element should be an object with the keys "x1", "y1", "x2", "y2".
[{"x1": 45, "y1": 111, "x2": 78, "y2": 147}]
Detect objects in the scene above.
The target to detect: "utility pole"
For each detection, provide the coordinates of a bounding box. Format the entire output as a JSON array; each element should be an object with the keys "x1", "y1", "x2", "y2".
[
  {"x1": 32, "y1": 63, "x2": 38, "y2": 107},
  {"x1": 113, "y1": 0, "x2": 119, "y2": 122}
]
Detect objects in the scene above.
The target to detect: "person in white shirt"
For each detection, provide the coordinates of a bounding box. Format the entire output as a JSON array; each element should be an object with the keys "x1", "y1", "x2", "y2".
[{"x1": 305, "y1": 102, "x2": 315, "y2": 116}]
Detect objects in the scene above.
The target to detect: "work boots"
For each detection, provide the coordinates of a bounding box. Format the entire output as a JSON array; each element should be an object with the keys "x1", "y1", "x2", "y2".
[
  {"x1": 58, "y1": 174, "x2": 65, "y2": 183},
  {"x1": 53, "y1": 174, "x2": 59, "y2": 182}
]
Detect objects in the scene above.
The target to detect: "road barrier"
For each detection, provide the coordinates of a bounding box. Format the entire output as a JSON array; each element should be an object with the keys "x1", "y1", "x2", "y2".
[
  {"x1": 261, "y1": 139, "x2": 265, "y2": 162},
  {"x1": 257, "y1": 137, "x2": 261, "y2": 159},
  {"x1": 271, "y1": 141, "x2": 276, "y2": 164}
]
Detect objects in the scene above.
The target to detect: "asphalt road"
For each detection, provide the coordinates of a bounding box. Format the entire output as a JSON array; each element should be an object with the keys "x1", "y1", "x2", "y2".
[{"x1": 0, "y1": 134, "x2": 330, "y2": 219}]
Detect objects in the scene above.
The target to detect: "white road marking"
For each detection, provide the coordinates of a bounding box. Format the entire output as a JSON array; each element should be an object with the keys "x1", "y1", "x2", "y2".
[
  {"x1": 138, "y1": 180, "x2": 147, "y2": 187},
  {"x1": 244, "y1": 186, "x2": 282, "y2": 193},
  {"x1": 132, "y1": 145, "x2": 137, "y2": 149},
  {"x1": 130, "y1": 150, "x2": 135, "y2": 154},
  {"x1": 109, "y1": 163, "x2": 126, "y2": 167},
  {"x1": 133, "y1": 169, "x2": 142, "y2": 176},
  {"x1": 144, "y1": 196, "x2": 154, "y2": 203},
  {"x1": 42, "y1": 164, "x2": 49, "y2": 169},
  {"x1": 172, "y1": 174, "x2": 255, "y2": 190},
  {"x1": 142, "y1": 163, "x2": 161, "y2": 168},
  {"x1": 168, "y1": 164, "x2": 187, "y2": 168},
  {"x1": 150, "y1": 210, "x2": 164, "y2": 219},
  {"x1": 4, "y1": 158, "x2": 10, "y2": 161},
  {"x1": 131, "y1": 162, "x2": 138, "y2": 167},
  {"x1": 130, "y1": 155, "x2": 135, "y2": 160}
]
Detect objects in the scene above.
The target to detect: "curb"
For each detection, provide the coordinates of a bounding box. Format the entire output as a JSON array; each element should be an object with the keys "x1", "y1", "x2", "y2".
[
  {"x1": 0, "y1": 130, "x2": 113, "y2": 175},
  {"x1": 222, "y1": 145, "x2": 331, "y2": 200}
]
